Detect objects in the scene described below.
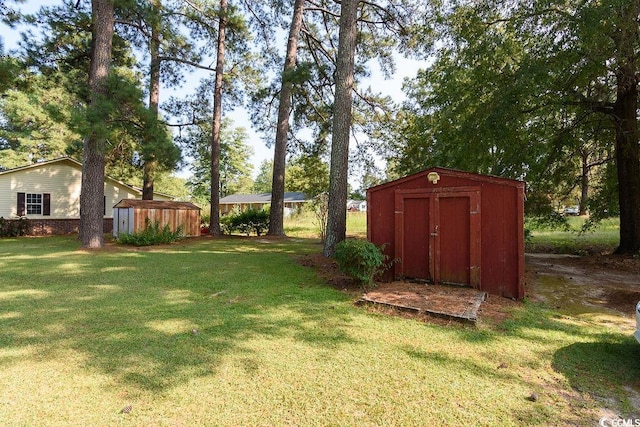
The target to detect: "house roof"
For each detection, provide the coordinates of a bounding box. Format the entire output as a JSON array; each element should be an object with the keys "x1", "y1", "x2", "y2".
[
  {"x1": 0, "y1": 157, "x2": 81, "y2": 175},
  {"x1": 113, "y1": 200, "x2": 200, "y2": 210},
  {"x1": 0, "y1": 157, "x2": 176, "y2": 199},
  {"x1": 219, "y1": 192, "x2": 308, "y2": 204}
]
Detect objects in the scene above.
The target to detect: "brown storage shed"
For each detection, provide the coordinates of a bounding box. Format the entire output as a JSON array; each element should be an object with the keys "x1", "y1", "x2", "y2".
[
  {"x1": 367, "y1": 168, "x2": 525, "y2": 299},
  {"x1": 113, "y1": 200, "x2": 201, "y2": 238}
]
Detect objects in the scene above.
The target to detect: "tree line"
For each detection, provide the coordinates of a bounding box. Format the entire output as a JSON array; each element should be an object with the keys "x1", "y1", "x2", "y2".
[
  {"x1": 378, "y1": 0, "x2": 639, "y2": 253},
  {"x1": 0, "y1": 0, "x2": 638, "y2": 254}
]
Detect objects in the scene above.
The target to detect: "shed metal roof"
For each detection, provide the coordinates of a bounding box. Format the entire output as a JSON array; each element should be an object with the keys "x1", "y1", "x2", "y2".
[{"x1": 113, "y1": 200, "x2": 200, "y2": 210}]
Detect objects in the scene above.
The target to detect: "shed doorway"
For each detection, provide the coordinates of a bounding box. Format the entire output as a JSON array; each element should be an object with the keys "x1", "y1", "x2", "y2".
[
  {"x1": 116, "y1": 207, "x2": 130, "y2": 236},
  {"x1": 394, "y1": 187, "x2": 481, "y2": 288}
]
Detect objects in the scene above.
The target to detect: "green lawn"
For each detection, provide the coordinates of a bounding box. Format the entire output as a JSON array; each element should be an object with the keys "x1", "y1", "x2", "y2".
[
  {"x1": 526, "y1": 216, "x2": 620, "y2": 254},
  {"x1": 284, "y1": 211, "x2": 367, "y2": 239},
  {"x1": 0, "y1": 234, "x2": 638, "y2": 425}
]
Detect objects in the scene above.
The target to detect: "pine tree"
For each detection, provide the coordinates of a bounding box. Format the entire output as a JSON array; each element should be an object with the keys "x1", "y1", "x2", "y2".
[{"x1": 80, "y1": 0, "x2": 115, "y2": 248}]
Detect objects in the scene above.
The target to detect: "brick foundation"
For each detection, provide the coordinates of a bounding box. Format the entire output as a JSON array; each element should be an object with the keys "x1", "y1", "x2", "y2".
[{"x1": 11, "y1": 218, "x2": 114, "y2": 236}]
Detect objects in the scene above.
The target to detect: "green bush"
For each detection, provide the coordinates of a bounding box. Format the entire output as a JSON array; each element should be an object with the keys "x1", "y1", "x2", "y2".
[
  {"x1": 219, "y1": 214, "x2": 234, "y2": 235},
  {"x1": 334, "y1": 239, "x2": 387, "y2": 288},
  {"x1": 0, "y1": 217, "x2": 29, "y2": 237},
  {"x1": 220, "y1": 208, "x2": 269, "y2": 236},
  {"x1": 117, "y1": 218, "x2": 183, "y2": 246},
  {"x1": 200, "y1": 213, "x2": 211, "y2": 228}
]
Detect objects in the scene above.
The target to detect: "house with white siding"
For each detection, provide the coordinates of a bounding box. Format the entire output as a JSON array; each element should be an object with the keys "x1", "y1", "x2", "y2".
[{"x1": 0, "y1": 157, "x2": 173, "y2": 235}]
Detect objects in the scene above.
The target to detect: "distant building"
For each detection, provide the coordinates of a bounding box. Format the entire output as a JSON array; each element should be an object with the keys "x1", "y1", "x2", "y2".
[
  {"x1": 219, "y1": 192, "x2": 308, "y2": 215},
  {"x1": 347, "y1": 199, "x2": 366, "y2": 211}
]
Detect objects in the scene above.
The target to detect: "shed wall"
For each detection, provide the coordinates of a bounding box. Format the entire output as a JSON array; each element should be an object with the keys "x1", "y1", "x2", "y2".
[
  {"x1": 115, "y1": 206, "x2": 200, "y2": 237},
  {"x1": 367, "y1": 168, "x2": 524, "y2": 299}
]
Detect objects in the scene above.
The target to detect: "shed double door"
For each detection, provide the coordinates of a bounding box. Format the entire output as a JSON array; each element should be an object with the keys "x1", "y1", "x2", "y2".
[
  {"x1": 115, "y1": 208, "x2": 131, "y2": 236},
  {"x1": 394, "y1": 188, "x2": 481, "y2": 287}
]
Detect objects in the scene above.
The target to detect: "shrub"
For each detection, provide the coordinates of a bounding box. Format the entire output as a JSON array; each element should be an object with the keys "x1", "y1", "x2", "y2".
[
  {"x1": 200, "y1": 213, "x2": 211, "y2": 228},
  {"x1": 117, "y1": 218, "x2": 183, "y2": 246},
  {"x1": 220, "y1": 208, "x2": 269, "y2": 236},
  {"x1": 220, "y1": 214, "x2": 234, "y2": 235},
  {"x1": 334, "y1": 239, "x2": 387, "y2": 288},
  {"x1": 0, "y1": 217, "x2": 29, "y2": 237},
  {"x1": 312, "y1": 193, "x2": 329, "y2": 242}
]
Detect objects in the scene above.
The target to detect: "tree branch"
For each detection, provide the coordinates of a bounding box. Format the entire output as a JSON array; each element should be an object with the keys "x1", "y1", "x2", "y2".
[{"x1": 157, "y1": 55, "x2": 215, "y2": 71}]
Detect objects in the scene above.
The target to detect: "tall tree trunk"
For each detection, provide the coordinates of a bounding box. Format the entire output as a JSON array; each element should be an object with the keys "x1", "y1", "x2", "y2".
[
  {"x1": 209, "y1": 0, "x2": 227, "y2": 236},
  {"x1": 143, "y1": 3, "x2": 161, "y2": 200},
  {"x1": 579, "y1": 148, "x2": 588, "y2": 215},
  {"x1": 613, "y1": 67, "x2": 640, "y2": 253},
  {"x1": 268, "y1": 0, "x2": 305, "y2": 236},
  {"x1": 80, "y1": 0, "x2": 114, "y2": 248},
  {"x1": 323, "y1": 0, "x2": 359, "y2": 257},
  {"x1": 612, "y1": 0, "x2": 640, "y2": 254}
]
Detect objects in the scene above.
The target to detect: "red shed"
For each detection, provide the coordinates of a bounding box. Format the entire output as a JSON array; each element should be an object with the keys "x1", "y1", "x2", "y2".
[{"x1": 367, "y1": 168, "x2": 525, "y2": 299}]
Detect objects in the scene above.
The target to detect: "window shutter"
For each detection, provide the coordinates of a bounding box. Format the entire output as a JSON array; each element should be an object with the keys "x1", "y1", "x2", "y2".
[
  {"x1": 43, "y1": 193, "x2": 51, "y2": 216},
  {"x1": 103, "y1": 196, "x2": 106, "y2": 216},
  {"x1": 17, "y1": 193, "x2": 25, "y2": 216}
]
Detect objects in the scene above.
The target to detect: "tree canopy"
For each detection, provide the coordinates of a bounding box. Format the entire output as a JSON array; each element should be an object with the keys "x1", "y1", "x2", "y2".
[
  {"x1": 382, "y1": 0, "x2": 640, "y2": 252},
  {"x1": 0, "y1": 0, "x2": 638, "y2": 252}
]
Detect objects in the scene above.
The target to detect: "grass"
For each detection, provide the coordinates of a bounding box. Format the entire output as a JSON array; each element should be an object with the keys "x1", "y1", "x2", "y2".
[
  {"x1": 526, "y1": 216, "x2": 621, "y2": 254},
  {"x1": 0, "y1": 231, "x2": 639, "y2": 425},
  {"x1": 285, "y1": 210, "x2": 622, "y2": 255},
  {"x1": 284, "y1": 211, "x2": 367, "y2": 239}
]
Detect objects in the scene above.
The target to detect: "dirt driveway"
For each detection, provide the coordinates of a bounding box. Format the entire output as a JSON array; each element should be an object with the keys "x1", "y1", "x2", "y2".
[{"x1": 525, "y1": 253, "x2": 640, "y2": 318}]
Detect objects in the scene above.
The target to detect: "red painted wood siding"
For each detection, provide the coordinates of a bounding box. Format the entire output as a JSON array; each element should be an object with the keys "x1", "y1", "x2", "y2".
[{"x1": 367, "y1": 168, "x2": 525, "y2": 299}]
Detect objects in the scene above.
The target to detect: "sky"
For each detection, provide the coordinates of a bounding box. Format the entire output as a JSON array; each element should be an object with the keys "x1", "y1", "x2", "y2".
[{"x1": 0, "y1": 0, "x2": 428, "y2": 186}]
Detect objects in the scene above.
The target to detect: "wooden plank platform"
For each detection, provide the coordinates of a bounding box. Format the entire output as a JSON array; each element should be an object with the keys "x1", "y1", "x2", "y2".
[{"x1": 358, "y1": 282, "x2": 487, "y2": 324}]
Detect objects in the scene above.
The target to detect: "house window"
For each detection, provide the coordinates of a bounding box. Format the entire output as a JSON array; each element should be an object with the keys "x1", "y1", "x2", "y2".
[
  {"x1": 26, "y1": 193, "x2": 42, "y2": 215},
  {"x1": 17, "y1": 192, "x2": 50, "y2": 216}
]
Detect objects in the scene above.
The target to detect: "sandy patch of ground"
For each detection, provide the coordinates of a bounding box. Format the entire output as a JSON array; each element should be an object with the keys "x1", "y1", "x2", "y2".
[{"x1": 526, "y1": 253, "x2": 640, "y2": 317}]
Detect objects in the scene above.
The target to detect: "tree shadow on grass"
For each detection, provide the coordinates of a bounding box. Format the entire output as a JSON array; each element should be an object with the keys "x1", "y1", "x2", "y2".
[
  {"x1": 493, "y1": 301, "x2": 621, "y2": 343},
  {"x1": 0, "y1": 237, "x2": 357, "y2": 393},
  {"x1": 552, "y1": 339, "x2": 640, "y2": 416}
]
